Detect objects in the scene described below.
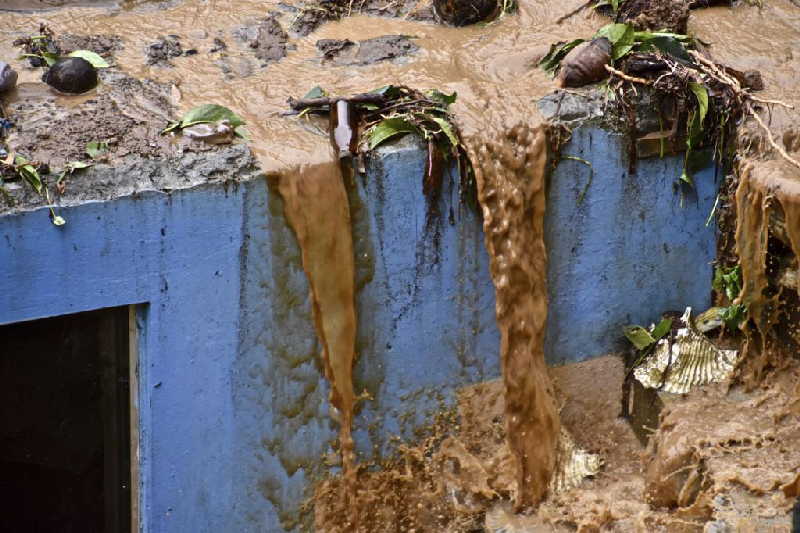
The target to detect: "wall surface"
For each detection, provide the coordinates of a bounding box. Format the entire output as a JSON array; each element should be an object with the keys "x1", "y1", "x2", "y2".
[
  {"x1": 0, "y1": 117, "x2": 717, "y2": 531},
  {"x1": 544, "y1": 126, "x2": 718, "y2": 364},
  {"x1": 0, "y1": 139, "x2": 500, "y2": 532}
]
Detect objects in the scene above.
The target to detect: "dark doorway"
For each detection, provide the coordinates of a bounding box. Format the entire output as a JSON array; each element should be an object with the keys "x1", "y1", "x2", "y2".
[{"x1": 0, "y1": 307, "x2": 132, "y2": 533}]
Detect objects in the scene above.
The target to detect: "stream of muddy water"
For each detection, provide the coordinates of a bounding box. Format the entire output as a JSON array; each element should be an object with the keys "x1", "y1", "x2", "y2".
[{"x1": 2, "y1": 0, "x2": 800, "y2": 530}]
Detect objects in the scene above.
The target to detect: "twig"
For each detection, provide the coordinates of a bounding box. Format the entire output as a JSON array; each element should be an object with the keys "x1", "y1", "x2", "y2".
[
  {"x1": 748, "y1": 104, "x2": 800, "y2": 171},
  {"x1": 604, "y1": 64, "x2": 652, "y2": 85},
  {"x1": 749, "y1": 95, "x2": 795, "y2": 110},
  {"x1": 555, "y1": 0, "x2": 595, "y2": 24},
  {"x1": 288, "y1": 92, "x2": 386, "y2": 111}
]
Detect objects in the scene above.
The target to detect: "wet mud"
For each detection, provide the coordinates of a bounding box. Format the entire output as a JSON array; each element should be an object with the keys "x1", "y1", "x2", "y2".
[{"x1": 734, "y1": 159, "x2": 800, "y2": 382}]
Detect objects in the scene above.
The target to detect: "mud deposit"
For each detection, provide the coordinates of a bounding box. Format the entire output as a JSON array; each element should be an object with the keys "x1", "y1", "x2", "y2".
[{"x1": 2, "y1": 0, "x2": 800, "y2": 530}]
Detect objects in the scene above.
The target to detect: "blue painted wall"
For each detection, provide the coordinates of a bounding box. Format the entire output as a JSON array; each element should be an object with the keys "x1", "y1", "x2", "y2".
[
  {"x1": 0, "y1": 125, "x2": 717, "y2": 531},
  {"x1": 544, "y1": 126, "x2": 717, "y2": 364},
  {"x1": 0, "y1": 138, "x2": 500, "y2": 532}
]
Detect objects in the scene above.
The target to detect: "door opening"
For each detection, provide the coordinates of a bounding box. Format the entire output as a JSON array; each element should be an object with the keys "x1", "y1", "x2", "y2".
[{"x1": 0, "y1": 306, "x2": 133, "y2": 533}]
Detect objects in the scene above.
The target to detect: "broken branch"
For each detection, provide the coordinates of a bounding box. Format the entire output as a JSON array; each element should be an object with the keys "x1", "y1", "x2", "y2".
[
  {"x1": 288, "y1": 92, "x2": 387, "y2": 111},
  {"x1": 605, "y1": 64, "x2": 652, "y2": 85}
]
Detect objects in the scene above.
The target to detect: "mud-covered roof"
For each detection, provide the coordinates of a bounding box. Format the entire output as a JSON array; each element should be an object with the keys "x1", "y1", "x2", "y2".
[{"x1": 1, "y1": 66, "x2": 260, "y2": 216}]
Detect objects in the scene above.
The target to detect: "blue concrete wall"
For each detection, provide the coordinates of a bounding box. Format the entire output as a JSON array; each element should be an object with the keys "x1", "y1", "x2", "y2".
[
  {"x1": 0, "y1": 125, "x2": 717, "y2": 531},
  {"x1": 544, "y1": 126, "x2": 717, "y2": 364},
  {"x1": 0, "y1": 139, "x2": 500, "y2": 532}
]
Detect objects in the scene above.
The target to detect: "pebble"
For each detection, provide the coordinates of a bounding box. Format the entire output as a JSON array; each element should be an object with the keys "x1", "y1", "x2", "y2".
[{"x1": 0, "y1": 62, "x2": 18, "y2": 94}]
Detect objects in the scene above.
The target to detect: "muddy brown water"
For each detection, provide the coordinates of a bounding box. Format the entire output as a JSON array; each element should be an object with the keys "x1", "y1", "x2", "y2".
[{"x1": 2, "y1": 0, "x2": 800, "y2": 530}]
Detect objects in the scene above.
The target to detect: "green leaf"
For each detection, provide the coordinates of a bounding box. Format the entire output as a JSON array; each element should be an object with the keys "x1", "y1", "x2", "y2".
[
  {"x1": 234, "y1": 125, "x2": 250, "y2": 141},
  {"x1": 427, "y1": 89, "x2": 457, "y2": 106},
  {"x1": 623, "y1": 325, "x2": 656, "y2": 350},
  {"x1": 595, "y1": 23, "x2": 630, "y2": 45},
  {"x1": 68, "y1": 50, "x2": 110, "y2": 68},
  {"x1": 713, "y1": 265, "x2": 742, "y2": 302},
  {"x1": 539, "y1": 39, "x2": 584, "y2": 76},
  {"x1": 369, "y1": 85, "x2": 401, "y2": 99},
  {"x1": 642, "y1": 35, "x2": 691, "y2": 61},
  {"x1": 66, "y1": 161, "x2": 92, "y2": 171},
  {"x1": 179, "y1": 104, "x2": 246, "y2": 129},
  {"x1": 431, "y1": 117, "x2": 458, "y2": 148},
  {"x1": 162, "y1": 121, "x2": 181, "y2": 134},
  {"x1": 18, "y1": 165, "x2": 42, "y2": 194},
  {"x1": 721, "y1": 303, "x2": 746, "y2": 330},
  {"x1": 651, "y1": 318, "x2": 673, "y2": 341},
  {"x1": 86, "y1": 141, "x2": 109, "y2": 159},
  {"x1": 303, "y1": 85, "x2": 327, "y2": 99},
  {"x1": 689, "y1": 82, "x2": 708, "y2": 126},
  {"x1": 367, "y1": 118, "x2": 418, "y2": 150},
  {"x1": 20, "y1": 52, "x2": 58, "y2": 66},
  {"x1": 615, "y1": 30, "x2": 635, "y2": 59},
  {"x1": 52, "y1": 215, "x2": 66, "y2": 226}
]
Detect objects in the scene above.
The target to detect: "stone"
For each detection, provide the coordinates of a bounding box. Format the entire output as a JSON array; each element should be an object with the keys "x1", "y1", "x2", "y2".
[
  {"x1": 42, "y1": 57, "x2": 98, "y2": 94},
  {"x1": 0, "y1": 62, "x2": 18, "y2": 94}
]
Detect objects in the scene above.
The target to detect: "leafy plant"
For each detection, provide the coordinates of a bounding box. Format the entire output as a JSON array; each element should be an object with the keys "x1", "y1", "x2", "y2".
[
  {"x1": 20, "y1": 49, "x2": 110, "y2": 68},
  {"x1": 67, "y1": 50, "x2": 110, "y2": 68},
  {"x1": 0, "y1": 152, "x2": 65, "y2": 225},
  {"x1": 712, "y1": 265, "x2": 747, "y2": 330},
  {"x1": 623, "y1": 317, "x2": 672, "y2": 351},
  {"x1": 57, "y1": 161, "x2": 92, "y2": 187},
  {"x1": 86, "y1": 141, "x2": 109, "y2": 159},
  {"x1": 162, "y1": 104, "x2": 247, "y2": 139}
]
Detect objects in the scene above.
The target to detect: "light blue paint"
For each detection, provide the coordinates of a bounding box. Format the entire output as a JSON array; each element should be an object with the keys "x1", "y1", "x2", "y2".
[
  {"x1": 544, "y1": 127, "x2": 718, "y2": 364},
  {"x1": 0, "y1": 123, "x2": 717, "y2": 531}
]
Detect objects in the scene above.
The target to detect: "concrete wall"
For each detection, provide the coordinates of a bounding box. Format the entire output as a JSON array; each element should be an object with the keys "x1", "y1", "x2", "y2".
[
  {"x1": 0, "y1": 110, "x2": 718, "y2": 531},
  {"x1": 544, "y1": 126, "x2": 718, "y2": 364},
  {"x1": 0, "y1": 139, "x2": 500, "y2": 532}
]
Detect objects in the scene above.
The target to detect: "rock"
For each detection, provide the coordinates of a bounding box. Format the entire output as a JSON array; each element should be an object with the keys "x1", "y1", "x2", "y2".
[
  {"x1": 433, "y1": 0, "x2": 498, "y2": 26},
  {"x1": 43, "y1": 57, "x2": 98, "y2": 94},
  {"x1": 147, "y1": 35, "x2": 183, "y2": 66},
  {"x1": 556, "y1": 38, "x2": 612, "y2": 89},
  {"x1": 317, "y1": 35, "x2": 418, "y2": 66},
  {"x1": 0, "y1": 62, "x2": 18, "y2": 94},
  {"x1": 354, "y1": 35, "x2": 418, "y2": 65},
  {"x1": 615, "y1": 0, "x2": 689, "y2": 34},
  {"x1": 234, "y1": 17, "x2": 288, "y2": 66},
  {"x1": 317, "y1": 39, "x2": 355, "y2": 61}
]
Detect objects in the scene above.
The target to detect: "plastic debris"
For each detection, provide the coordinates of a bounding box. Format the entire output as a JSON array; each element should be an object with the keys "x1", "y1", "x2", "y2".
[{"x1": 633, "y1": 307, "x2": 739, "y2": 394}]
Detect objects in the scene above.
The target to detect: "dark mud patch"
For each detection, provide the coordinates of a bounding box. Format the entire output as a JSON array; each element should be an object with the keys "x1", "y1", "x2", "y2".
[
  {"x1": 614, "y1": 0, "x2": 690, "y2": 34},
  {"x1": 316, "y1": 35, "x2": 418, "y2": 66},
  {"x1": 57, "y1": 33, "x2": 122, "y2": 59},
  {"x1": 290, "y1": 0, "x2": 436, "y2": 37},
  {"x1": 232, "y1": 16, "x2": 289, "y2": 66}
]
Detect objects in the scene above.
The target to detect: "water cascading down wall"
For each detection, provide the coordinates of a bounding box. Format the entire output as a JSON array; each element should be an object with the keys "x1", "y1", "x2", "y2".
[{"x1": 0, "y1": 91, "x2": 717, "y2": 531}]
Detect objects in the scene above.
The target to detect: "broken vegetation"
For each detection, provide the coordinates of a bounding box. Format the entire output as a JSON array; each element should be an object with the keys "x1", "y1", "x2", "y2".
[
  {"x1": 290, "y1": 84, "x2": 475, "y2": 202},
  {"x1": 540, "y1": 21, "x2": 797, "y2": 188}
]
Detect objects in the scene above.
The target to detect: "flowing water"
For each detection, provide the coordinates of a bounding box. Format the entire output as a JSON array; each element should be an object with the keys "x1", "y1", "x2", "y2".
[{"x1": 2, "y1": 0, "x2": 800, "y2": 529}]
